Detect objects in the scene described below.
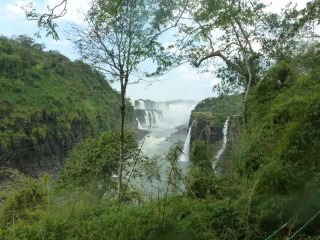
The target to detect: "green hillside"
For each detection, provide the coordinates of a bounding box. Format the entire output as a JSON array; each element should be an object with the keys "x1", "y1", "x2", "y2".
[
  {"x1": 193, "y1": 94, "x2": 242, "y2": 114},
  {"x1": 192, "y1": 43, "x2": 320, "y2": 238},
  {"x1": 1, "y1": 46, "x2": 319, "y2": 239},
  {"x1": 0, "y1": 2, "x2": 319, "y2": 237},
  {"x1": 0, "y1": 35, "x2": 135, "y2": 175}
]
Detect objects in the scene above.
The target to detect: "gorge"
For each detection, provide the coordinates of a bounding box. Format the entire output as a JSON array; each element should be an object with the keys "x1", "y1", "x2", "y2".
[
  {"x1": 1, "y1": 5, "x2": 320, "y2": 237},
  {"x1": 130, "y1": 99, "x2": 198, "y2": 196}
]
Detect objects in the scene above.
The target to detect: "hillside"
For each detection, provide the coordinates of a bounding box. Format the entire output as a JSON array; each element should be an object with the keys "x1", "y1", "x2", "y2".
[
  {"x1": 186, "y1": 94, "x2": 242, "y2": 171},
  {"x1": 192, "y1": 94, "x2": 242, "y2": 114},
  {"x1": 189, "y1": 43, "x2": 320, "y2": 238},
  {"x1": 0, "y1": 35, "x2": 135, "y2": 176},
  {"x1": 0, "y1": 3, "x2": 319, "y2": 237},
  {"x1": 1, "y1": 47, "x2": 319, "y2": 239}
]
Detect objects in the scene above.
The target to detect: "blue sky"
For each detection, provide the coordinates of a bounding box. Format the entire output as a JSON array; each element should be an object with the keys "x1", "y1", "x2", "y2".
[{"x1": 0, "y1": 0, "x2": 309, "y2": 102}]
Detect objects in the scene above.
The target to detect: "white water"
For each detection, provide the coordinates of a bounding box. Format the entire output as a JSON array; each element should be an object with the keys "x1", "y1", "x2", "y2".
[
  {"x1": 140, "y1": 103, "x2": 196, "y2": 156},
  {"x1": 162, "y1": 104, "x2": 195, "y2": 127},
  {"x1": 136, "y1": 118, "x2": 143, "y2": 130},
  {"x1": 135, "y1": 99, "x2": 197, "y2": 128},
  {"x1": 213, "y1": 117, "x2": 230, "y2": 168},
  {"x1": 180, "y1": 121, "x2": 195, "y2": 162},
  {"x1": 144, "y1": 111, "x2": 151, "y2": 128},
  {"x1": 138, "y1": 100, "x2": 146, "y2": 109},
  {"x1": 135, "y1": 124, "x2": 190, "y2": 197},
  {"x1": 132, "y1": 100, "x2": 197, "y2": 196},
  {"x1": 154, "y1": 111, "x2": 162, "y2": 123}
]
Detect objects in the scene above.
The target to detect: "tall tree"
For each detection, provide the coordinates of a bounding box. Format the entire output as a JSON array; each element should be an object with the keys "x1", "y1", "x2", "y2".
[
  {"x1": 71, "y1": 0, "x2": 169, "y2": 202},
  {"x1": 23, "y1": 0, "x2": 187, "y2": 201},
  {"x1": 260, "y1": 0, "x2": 320, "y2": 62},
  {"x1": 172, "y1": 0, "x2": 266, "y2": 122},
  {"x1": 169, "y1": 0, "x2": 318, "y2": 120}
]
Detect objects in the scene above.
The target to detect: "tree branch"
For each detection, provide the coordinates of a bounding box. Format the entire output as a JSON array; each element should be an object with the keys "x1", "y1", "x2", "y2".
[
  {"x1": 147, "y1": 0, "x2": 189, "y2": 44},
  {"x1": 193, "y1": 50, "x2": 243, "y2": 74}
]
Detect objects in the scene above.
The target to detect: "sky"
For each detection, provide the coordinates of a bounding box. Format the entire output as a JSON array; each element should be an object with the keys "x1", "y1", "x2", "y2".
[{"x1": 0, "y1": 0, "x2": 310, "y2": 102}]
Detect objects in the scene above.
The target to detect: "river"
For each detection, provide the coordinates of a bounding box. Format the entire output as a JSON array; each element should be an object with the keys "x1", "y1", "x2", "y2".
[{"x1": 132, "y1": 100, "x2": 197, "y2": 197}]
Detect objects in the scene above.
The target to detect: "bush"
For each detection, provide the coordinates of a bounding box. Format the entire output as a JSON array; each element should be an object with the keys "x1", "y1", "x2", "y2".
[
  {"x1": 57, "y1": 132, "x2": 139, "y2": 190},
  {"x1": 0, "y1": 170, "x2": 47, "y2": 228}
]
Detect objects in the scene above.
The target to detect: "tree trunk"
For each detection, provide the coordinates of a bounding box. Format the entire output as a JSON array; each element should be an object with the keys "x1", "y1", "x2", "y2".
[
  {"x1": 243, "y1": 57, "x2": 256, "y2": 126},
  {"x1": 117, "y1": 77, "x2": 126, "y2": 203}
]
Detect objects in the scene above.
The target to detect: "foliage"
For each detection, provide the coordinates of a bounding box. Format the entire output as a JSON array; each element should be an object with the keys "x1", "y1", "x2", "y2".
[
  {"x1": 22, "y1": 0, "x2": 68, "y2": 40},
  {"x1": 226, "y1": 44, "x2": 320, "y2": 237},
  {"x1": 193, "y1": 94, "x2": 242, "y2": 114},
  {"x1": 260, "y1": 0, "x2": 320, "y2": 61},
  {"x1": 171, "y1": 0, "x2": 267, "y2": 97},
  {"x1": 165, "y1": 0, "x2": 319, "y2": 106},
  {"x1": 0, "y1": 35, "x2": 136, "y2": 174},
  {"x1": 190, "y1": 140, "x2": 210, "y2": 170},
  {"x1": 184, "y1": 44, "x2": 320, "y2": 239},
  {"x1": 1, "y1": 46, "x2": 320, "y2": 239},
  {"x1": 0, "y1": 193, "x2": 247, "y2": 240},
  {"x1": 57, "y1": 132, "x2": 139, "y2": 190},
  {"x1": 234, "y1": 44, "x2": 320, "y2": 185},
  {"x1": 0, "y1": 169, "x2": 48, "y2": 228},
  {"x1": 0, "y1": 35, "x2": 122, "y2": 111}
]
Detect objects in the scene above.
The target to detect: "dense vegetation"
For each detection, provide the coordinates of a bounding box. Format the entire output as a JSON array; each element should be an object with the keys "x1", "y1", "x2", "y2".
[
  {"x1": 193, "y1": 94, "x2": 242, "y2": 114},
  {"x1": 0, "y1": 35, "x2": 135, "y2": 175},
  {"x1": 0, "y1": 0, "x2": 319, "y2": 239},
  {"x1": 1, "y1": 46, "x2": 319, "y2": 239},
  {"x1": 188, "y1": 94, "x2": 242, "y2": 175}
]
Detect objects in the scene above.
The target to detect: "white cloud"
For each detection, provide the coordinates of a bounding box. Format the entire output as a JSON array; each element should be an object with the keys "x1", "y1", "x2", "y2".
[
  {"x1": 176, "y1": 66, "x2": 215, "y2": 81},
  {"x1": 0, "y1": 1, "x2": 30, "y2": 21},
  {"x1": 176, "y1": 66, "x2": 199, "y2": 82},
  {"x1": 175, "y1": 65, "x2": 220, "y2": 89}
]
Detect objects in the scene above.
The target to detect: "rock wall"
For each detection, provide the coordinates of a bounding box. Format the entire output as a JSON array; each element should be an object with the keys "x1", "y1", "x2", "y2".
[
  {"x1": 0, "y1": 109, "x2": 123, "y2": 177},
  {"x1": 0, "y1": 36, "x2": 137, "y2": 178},
  {"x1": 189, "y1": 112, "x2": 225, "y2": 146},
  {"x1": 215, "y1": 115, "x2": 242, "y2": 173}
]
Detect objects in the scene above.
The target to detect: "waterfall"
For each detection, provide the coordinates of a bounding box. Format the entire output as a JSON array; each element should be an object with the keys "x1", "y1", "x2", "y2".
[
  {"x1": 136, "y1": 118, "x2": 143, "y2": 130},
  {"x1": 134, "y1": 99, "x2": 198, "y2": 128},
  {"x1": 180, "y1": 121, "x2": 195, "y2": 162},
  {"x1": 151, "y1": 111, "x2": 156, "y2": 125},
  {"x1": 139, "y1": 100, "x2": 145, "y2": 109},
  {"x1": 142, "y1": 110, "x2": 162, "y2": 128},
  {"x1": 213, "y1": 117, "x2": 230, "y2": 168},
  {"x1": 155, "y1": 111, "x2": 162, "y2": 123},
  {"x1": 144, "y1": 111, "x2": 151, "y2": 127}
]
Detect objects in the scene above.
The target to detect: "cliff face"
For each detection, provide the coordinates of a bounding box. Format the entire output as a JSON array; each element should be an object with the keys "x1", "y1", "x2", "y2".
[
  {"x1": 189, "y1": 112, "x2": 223, "y2": 145},
  {"x1": 187, "y1": 94, "x2": 242, "y2": 167},
  {"x1": 0, "y1": 36, "x2": 136, "y2": 176},
  {"x1": 0, "y1": 110, "x2": 121, "y2": 176},
  {"x1": 187, "y1": 112, "x2": 228, "y2": 168},
  {"x1": 215, "y1": 115, "x2": 241, "y2": 173}
]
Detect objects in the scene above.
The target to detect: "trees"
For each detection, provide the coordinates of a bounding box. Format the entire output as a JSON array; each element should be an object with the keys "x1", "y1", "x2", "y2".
[
  {"x1": 169, "y1": 0, "x2": 319, "y2": 122},
  {"x1": 58, "y1": 132, "x2": 139, "y2": 190},
  {"x1": 260, "y1": 0, "x2": 320, "y2": 62},
  {"x1": 175, "y1": 0, "x2": 265, "y2": 100},
  {"x1": 71, "y1": 0, "x2": 166, "y2": 202}
]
